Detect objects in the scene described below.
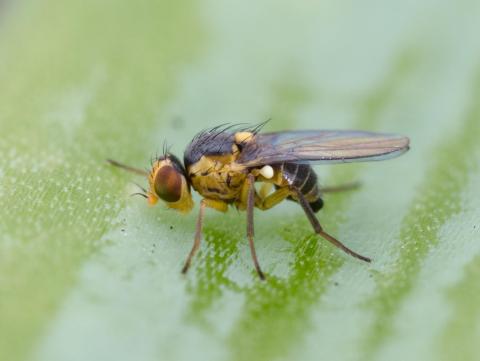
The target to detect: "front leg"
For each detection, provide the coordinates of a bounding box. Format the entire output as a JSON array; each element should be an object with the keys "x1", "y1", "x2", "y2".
[{"x1": 181, "y1": 198, "x2": 228, "y2": 274}]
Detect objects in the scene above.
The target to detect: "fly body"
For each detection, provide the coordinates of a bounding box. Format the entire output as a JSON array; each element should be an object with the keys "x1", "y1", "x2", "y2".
[{"x1": 108, "y1": 123, "x2": 410, "y2": 280}]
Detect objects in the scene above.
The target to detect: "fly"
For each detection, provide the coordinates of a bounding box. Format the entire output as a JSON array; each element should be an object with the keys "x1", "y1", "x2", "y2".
[{"x1": 108, "y1": 123, "x2": 410, "y2": 280}]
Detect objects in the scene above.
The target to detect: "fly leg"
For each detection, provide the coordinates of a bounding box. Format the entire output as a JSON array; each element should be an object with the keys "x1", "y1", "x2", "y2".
[
  {"x1": 258, "y1": 182, "x2": 273, "y2": 199},
  {"x1": 246, "y1": 174, "x2": 266, "y2": 280},
  {"x1": 181, "y1": 198, "x2": 228, "y2": 274},
  {"x1": 255, "y1": 187, "x2": 291, "y2": 210},
  {"x1": 181, "y1": 200, "x2": 206, "y2": 274},
  {"x1": 292, "y1": 187, "x2": 371, "y2": 263},
  {"x1": 319, "y1": 181, "x2": 361, "y2": 193},
  {"x1": 107, "y1": 159, "x2": 149, "y2": 176}
]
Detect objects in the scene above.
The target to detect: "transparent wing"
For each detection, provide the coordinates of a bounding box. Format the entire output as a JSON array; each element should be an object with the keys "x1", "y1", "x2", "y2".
[{"x1": 237, "y1": 130, "x2": 410, "y2": 167}]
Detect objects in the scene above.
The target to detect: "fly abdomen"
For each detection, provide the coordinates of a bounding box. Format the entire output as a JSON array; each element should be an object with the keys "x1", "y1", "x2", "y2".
[
  {"x1": 283, "y1": 163, "x2": 317, "y2": 193},
  {"x1": 282, "y1": 162, "x2": 323, "y2": 213}
]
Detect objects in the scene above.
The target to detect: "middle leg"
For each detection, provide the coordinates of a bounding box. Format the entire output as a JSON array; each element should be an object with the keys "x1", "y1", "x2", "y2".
[{"x1": 246, "y1": 174, "x2": 266, "y2": 280}]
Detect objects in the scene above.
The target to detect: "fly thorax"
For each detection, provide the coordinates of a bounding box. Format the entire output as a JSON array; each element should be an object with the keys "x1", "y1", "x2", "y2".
[{"x1": 188, "y1": 155, "x2": 246, "y2": 201}]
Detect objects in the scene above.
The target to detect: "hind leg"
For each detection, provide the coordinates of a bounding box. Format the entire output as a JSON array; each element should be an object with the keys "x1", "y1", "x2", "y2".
[
  {"x1": 292, "y1": 187, "x2": 371, "y2": 263},
  {"x1": 255, "y1": 186, "x2": 291, "y2": 210},
  {"x1": 319, "y1": 181, "x2": 360, "y2": 193}
]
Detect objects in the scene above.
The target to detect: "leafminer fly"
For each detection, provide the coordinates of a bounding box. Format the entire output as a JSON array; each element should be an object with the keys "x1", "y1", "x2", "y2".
[{"x1": 108, "y1": 123, "x2": 409, "y2": 280}]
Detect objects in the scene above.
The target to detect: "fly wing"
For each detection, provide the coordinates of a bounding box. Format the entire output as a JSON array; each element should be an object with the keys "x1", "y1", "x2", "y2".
[{"x1": 237, "y1": 130, "x2": 410, "y2": 167}]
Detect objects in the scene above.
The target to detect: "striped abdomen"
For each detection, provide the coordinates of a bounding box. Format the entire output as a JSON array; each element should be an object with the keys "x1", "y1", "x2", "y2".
[{"x1": 282, "y1": 162, "x2": 323, "y2": 212}]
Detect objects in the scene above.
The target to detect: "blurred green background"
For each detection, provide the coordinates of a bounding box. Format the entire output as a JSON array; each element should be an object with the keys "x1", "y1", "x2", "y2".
[{"x1": 1, "y1": 1, "x2": 480, "y2": 361}]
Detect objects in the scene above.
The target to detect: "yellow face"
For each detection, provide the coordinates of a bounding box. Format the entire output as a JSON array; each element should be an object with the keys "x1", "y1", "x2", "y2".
[{"x1": 148, "y1": 155, "x2": 194, "y2": 213}]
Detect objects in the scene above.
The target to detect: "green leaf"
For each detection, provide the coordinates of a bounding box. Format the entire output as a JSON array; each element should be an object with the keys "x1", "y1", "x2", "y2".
[{"x1": 1, "y1": 1, "x2": 480, "y2": 361}]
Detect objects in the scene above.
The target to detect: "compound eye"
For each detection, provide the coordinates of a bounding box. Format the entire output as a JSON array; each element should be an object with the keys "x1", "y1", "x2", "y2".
[{"x1": 154, "y1": 166, "x2": 182, "y2": 202}]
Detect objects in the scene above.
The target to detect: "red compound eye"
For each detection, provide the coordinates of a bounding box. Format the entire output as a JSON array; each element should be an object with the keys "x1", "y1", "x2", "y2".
[{"x1": 154, "y1": 165, "x2": 182, "y2": 203}]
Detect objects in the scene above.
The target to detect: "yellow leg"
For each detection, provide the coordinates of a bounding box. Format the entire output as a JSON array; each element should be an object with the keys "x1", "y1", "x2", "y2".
[
  {"x1": 258, "y1": 182, "x2": 273, "y2": 199},
  {"x1": 237, "y1": 178, "x2": 253, "y2": 211},
  {"x1": 238, "y1": 176, "x2": 291, "y2": 211},
  {"x1": 256, "y1": 187, "x2": 291, "y2": 210},
  {"x1": 203, "y1": 198, "x2": 229, "y2": 212}
]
